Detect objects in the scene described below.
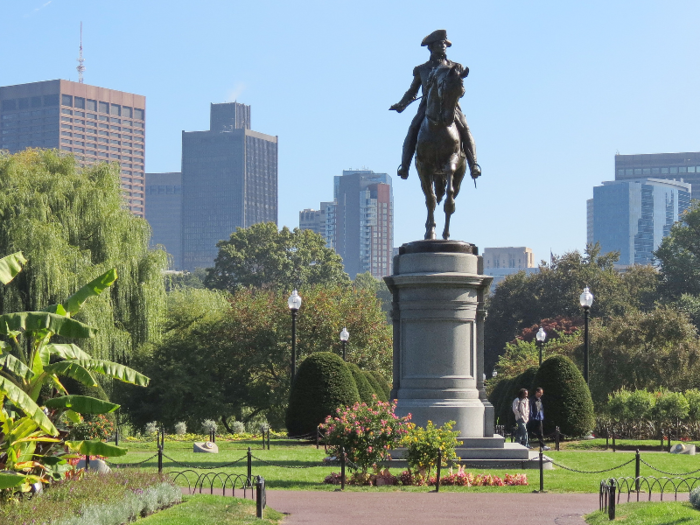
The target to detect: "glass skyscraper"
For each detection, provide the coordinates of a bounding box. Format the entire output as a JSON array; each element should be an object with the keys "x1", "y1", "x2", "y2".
[{"x1": 588, "y1": 178, "x2": 691, "y2": 266}]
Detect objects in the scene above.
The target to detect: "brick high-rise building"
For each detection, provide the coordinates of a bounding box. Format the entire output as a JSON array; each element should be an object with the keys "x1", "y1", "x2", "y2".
[
  {"x1": 181, "y1": 102, "x2": 277, "y2": 271},
  {"x1": 0, "y1": 80, "x2": 146, "y2": 216}
]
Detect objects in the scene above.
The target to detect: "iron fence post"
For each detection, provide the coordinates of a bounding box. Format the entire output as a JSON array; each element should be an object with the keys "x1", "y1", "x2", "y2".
[
  {"x1": 267, "y1": 429, "x2": 271, "y2": 450},
  {"x1": 435, "y1": 450, "x2": 442, "y2": 492},
  {"x1": 262, "y1": 430, "x2": 265, "y2": 450},
  {"x1": 256, "y1": 476, "x2": 265, "y2": 518},
  {"x1": 341, "y1": 446, "x2": 346, "y2": 490},
  {"x1": 612, "y1": 433, "x2": 616, "y2": 453},
  {"x1": 85, "y1": 454, "x2": 90, "y2": 470},
  {"x1": 316, "y1": 425, "x2": 320, "y2": 449},
  {"x1": 635, "y1": 449, "x2": 640, "y2": 493},
  {"x1": 609, "y1": 479, "x2": 616, "y2": 520},
  {"x1": 158, "y1": 445, "x2": 163, "y2": 473},
  {"x1": 555, "y1": 426, "x2": 560, "y2": 451},
  {"x1": 539, "y1": 450, "x2": 544, "y2": 493},
  {"x1": 247, "y1": 447, "x2": 252, "y2": 480},
  {"x1": 115, "y1": 427, "x2": 119, "y2": 446}
]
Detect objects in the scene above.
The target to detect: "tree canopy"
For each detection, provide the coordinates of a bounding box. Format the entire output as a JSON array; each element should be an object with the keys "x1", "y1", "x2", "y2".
[
  {"x1": 656, "y1": 201, "x2": 700, "y2": 301},
  {"x1": 204, "y1": 222, "x2": 349, "y2": 292},
  {"x1": 0, "y1": 150, "x2": 167, "y2": 360}
]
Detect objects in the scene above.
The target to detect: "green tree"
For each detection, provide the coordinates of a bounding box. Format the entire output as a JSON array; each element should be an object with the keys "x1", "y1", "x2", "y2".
[
  {"x1": 354, "y1": 272, "x2": 392, "y2": 322},
  {"x1": 656, "y1": 201, "x2": 700, "y2": 300},
  {"x1": 204, "y1": 223, "x2": 349, "y2": 292},
  {"x1": 0, "y1": 149, "x2": 167, "y2": 361},
  {"x1": 121, "y1": 284, "x2": 392, "y2": 431},
  {"x1": 485, "y1": 245, "x2": 658, "y2": 372}
]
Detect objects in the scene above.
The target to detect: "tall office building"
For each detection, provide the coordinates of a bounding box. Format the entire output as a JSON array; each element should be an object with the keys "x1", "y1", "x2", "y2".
[
  {"x1": 588, "y1": 178, "x2": 691, "y2": 266},
  {"x1": 0, "y1": 80, "x2": 146, "y2": 216},
  {"x1": 145, "y1": 172, "x2": 182, "y2": 269},
  {"x1": 615, "y1": 152, "x2": 700, "y2": 201},
  {"x1": 181, "y1": 102, "x2": 277, "y2": 271},
  {"x1": 482, "y1": 247, "x2": 537, "y2": 293},
  {"x1": 300, "y1": 169, "x2": 393, "y2": 279}
]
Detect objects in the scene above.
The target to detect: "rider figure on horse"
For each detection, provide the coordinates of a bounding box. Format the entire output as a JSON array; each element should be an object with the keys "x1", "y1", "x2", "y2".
[{"x1": 390, "y1": 30, "x2": 481, "y2": 182}]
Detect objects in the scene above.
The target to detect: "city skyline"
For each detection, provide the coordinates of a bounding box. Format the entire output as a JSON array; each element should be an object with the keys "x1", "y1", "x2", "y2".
[{"x1": 2, "y1": 2, "x2": 700, "y2": 262}]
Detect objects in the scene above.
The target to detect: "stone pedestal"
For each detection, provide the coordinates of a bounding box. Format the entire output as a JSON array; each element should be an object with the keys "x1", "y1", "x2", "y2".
[{"x1": 384, "y1": 240, "x2": 493, "y2": 438}]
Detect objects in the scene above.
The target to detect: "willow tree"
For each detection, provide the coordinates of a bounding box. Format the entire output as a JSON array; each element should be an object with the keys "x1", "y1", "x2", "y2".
[{"x1": 0, "y1": 149, "x2": 167, "y2": 361}]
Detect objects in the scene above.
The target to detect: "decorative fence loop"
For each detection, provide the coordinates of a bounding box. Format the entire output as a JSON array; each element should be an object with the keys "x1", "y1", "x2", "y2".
[
  {"x1": 602, "y1": 475, "x2": 700, "y2": 506},
  {"x1": 169, "y1": 470, "x2": 260, "y2": 499}
]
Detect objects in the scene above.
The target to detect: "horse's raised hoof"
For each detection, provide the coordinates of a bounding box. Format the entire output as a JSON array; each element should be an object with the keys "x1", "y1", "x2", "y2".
[{"x1": 442, "y1": 231, "x2": 450, "y2": 240}]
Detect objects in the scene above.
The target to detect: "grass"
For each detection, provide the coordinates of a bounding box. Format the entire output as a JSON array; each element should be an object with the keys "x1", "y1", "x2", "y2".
[
  {"x1": 110, "y1": 438, "x2": 700, "y2": 494},
  {"x1": 135, "y1": 494, "x2": 284, "y2": 524},
  {"x1": 563, "y1": 438, "x2": 697, "y2": 452},
  {"x1": 586, "y1": 502, "x2": 700, "y2": 524}
]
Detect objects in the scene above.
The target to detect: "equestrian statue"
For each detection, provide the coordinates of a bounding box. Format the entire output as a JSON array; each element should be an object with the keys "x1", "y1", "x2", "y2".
[{"x1": 390, "y1": 30, "x2": 481, "y2": 240}]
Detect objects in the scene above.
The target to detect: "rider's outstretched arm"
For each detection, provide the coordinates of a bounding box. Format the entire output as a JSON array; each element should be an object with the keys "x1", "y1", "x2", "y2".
[{"x1": 390, "y1": 68, "x2": 421, "y2": 113}]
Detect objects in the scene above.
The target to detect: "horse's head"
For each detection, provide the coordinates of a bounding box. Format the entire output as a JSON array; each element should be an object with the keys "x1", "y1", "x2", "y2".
[{"x1": 425, "y1": 64, "x2": 466, "y2": 126}]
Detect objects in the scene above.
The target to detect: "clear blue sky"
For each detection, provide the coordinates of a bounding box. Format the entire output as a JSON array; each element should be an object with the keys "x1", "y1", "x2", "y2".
[{"x1": 2, "y1": 1, "x2": 700, "y2": 263}]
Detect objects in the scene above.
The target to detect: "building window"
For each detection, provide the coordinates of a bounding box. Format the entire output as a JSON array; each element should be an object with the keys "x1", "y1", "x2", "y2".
[
  {"x1": 690, "y1": 166, "x2": 696, "y2": 173},
  {"x1": 110, "y1": 105, "x2": 121, "y2": 116},
  {"x1": 18, "y1": 98, "x2": 29, "y2": 110},
  {"x1": 671, "y1": 167, "x2": 678, "y2": 174},
  {"x1": 87, "y1": 113, "x2": 97, "y2": 120},
  {"x1": 99, "y1": 101, "x2": 109, "y2": 114},
  {"x1": 43, "y1": 94, "x2": 59, "y2": 107},
  {"x1": 74, "y1": 97, "x2": 86, "y2": 109},
  {"x1": 1, "y1": 100, "x2": 17, "y2": 111},
  {"x1": 122, "y1": 107, "x2": 132, "y2": 118},
  {"x1": 62, "y1": 108, "x2": 73, "y2": 116},
  {"x1": 110, "y1": 117, "x2": 121, "y2": 124},
  {"x1": 61, "y1": 94, "x2": 73, "y2": 107},
  {"x1": 661, "y1": 167, "x2": 669, "y2": 174},
  {"x1": 98, "y1": 115, "x2": 108, "y2": 122},
  {"x1": 134, "y1": 108, "x2": 144, "y2": 120},
  {"x1": 87, "y1": 99, "x2": 97, "y2": 111},
  {"x1": 652, "y1": 168, "x2": 659, "y2": 174},
  {"x1": 680, "y1": 167, "x2": 687, "y2": 173},
  {"x1": 31, "y1": 96, "x2": 42, "y2": 108}
]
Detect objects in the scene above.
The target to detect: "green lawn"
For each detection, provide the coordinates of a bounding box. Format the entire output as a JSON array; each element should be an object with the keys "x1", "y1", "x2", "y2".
[
  {"x1": 135, "y1": 494, "x2": 284, "y2": 524},
  {"x1": 563, "y1": 438, "x2": 697, "y2": 452},
  {"x1": 586, "y1": 501, "x2": 700, "y2": 524},
  {"x1": 111, "y1": 438, "x2": 700, "y2": 493}
]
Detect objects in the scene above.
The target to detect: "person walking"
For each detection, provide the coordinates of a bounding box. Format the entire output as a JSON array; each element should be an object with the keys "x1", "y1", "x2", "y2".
[
  {"x1": 512, "y1": 388, "x2": 530, "y2": 448},
  {"x1": 529, "y1": 387, "x2": 551, "y2": 451}
]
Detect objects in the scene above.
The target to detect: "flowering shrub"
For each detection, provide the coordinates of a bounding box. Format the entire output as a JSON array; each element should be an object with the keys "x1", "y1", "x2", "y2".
[
  {"x1": 69, "y1": 415, "x2": 115, "y2": 441},
  {"x1": 402, "y1": 420, "x2": 462, "y2": 480},
  {"x1": 428, "y1": 468, "x2": 527, "y2": 487},
  {"x1": 322, "y1": 467, "x2": 527, "y2": 487},
  {"x1": 320, "y1": 397, "x2": 411, "y2": 473}
]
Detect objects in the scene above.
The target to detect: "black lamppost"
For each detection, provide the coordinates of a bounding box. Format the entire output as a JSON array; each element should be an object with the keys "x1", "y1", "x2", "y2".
[
  {"x1": 536, "y1": 326, "x2": 547, "y2": 366},
  {"x1": 288, "y1": 289, "x2": 302, "y2": 383},
  {"x1": 340, "y1": 327, "x2": 349, "y2": 361},
  {"x1": 579, "y1": 286, "x2": 594, "y2": 387}
]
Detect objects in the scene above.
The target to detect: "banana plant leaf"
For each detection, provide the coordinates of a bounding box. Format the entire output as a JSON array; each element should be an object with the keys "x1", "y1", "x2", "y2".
[
  {"x1": 0, "y1": 472, "x2": 27, "y2": 489},
  {"x1": 0, "y1": 252, "x2": 26, "y2": 285},
  {"x1": 0, "y1": 312, "x2": 95, "y2": 339},
  {"x1": 76, "y1": 359, "x2": 149, "y2": 386},
  {"x1": 43, "y1": 362, "x2": 97, "y2": 387},
  {"x1": 0, "y1": 377, "x2": 58, "y2": 436},
  {"x1": 63, "y1": 269, "x2": 117, "y2": 316},
  {"x1": 66, "y1": 440, "x2": 127, "y2": 457},
  {"x1": 45, "y1": 395, "x2": 119, "y2": 414},
  {"x1": 44, "y1": 343, "x2": 92, "y2": 360},
  {"x1": 0, "y1": 353, "x2": 34, "y2": 380}
]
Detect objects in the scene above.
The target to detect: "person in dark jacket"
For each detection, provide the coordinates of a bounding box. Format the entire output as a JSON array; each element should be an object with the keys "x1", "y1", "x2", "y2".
[{"x1": 528, "y1": 387, "x2": 551, "y2": 451}]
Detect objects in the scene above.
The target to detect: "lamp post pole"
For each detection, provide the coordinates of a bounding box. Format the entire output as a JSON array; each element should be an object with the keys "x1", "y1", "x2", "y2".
[
  {"x1": 536, "y1": 327, "x2": 547, "y2": 367},
  {"x1": 340, "y1": 327, "x2": 349, "y2": 361},
  {"x1": 288, "y1": 290, "x2": 302, "y2": 384},
  {"x1": 579, "y1": 287, "x2": 594, "y2": 387}
]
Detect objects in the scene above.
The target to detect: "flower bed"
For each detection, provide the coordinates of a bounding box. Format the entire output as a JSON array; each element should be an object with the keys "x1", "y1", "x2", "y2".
[
  {"x1": 323, "y1": 467, "x2": 528, "y2": 487},
  {"x1": 0, "y1": 471, "x2": 181, "y2": 525}
]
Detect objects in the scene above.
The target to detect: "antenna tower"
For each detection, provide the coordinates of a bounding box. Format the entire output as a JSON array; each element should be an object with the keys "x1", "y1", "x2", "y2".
[{"x1": 76, "y1": 22, "x2": 85, "y2": 83}]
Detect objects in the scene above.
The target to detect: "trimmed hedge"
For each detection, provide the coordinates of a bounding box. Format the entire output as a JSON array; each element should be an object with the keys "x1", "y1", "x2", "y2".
[
  {"x1": 370, "y1": 371, "x2": 392, "y2": 400},
  {"x1": 346, "y1": 363, "x2": 376, "y2": 404},
  {"x1": 533, "y1": 355, "x2": 594, "y2": 437},
  {"x1": 363, "y1": 371, "x2": 388, "y2": 402},
  {"x1": 285, "y1": 352, "x2": 360, "y2": 436}
]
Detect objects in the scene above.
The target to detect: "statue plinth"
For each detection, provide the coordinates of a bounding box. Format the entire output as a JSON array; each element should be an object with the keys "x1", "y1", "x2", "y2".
[{"x1": 385, "y1": 240, "x2": 493, "y2": 438}]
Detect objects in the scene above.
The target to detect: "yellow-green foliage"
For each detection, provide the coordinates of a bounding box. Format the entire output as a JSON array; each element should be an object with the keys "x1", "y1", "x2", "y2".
[
  {"x1": 0, "y1": 149, "x2": 167, "y2": 360},
  {"x1": 402, "y1": 420, "x2": 462, "y2": 479}
]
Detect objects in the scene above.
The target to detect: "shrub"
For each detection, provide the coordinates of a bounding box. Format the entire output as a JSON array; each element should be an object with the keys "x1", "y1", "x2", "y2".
[
  {"x1": 231, "y1": 421, "x2": 245, "y2": 434},
  {"x1": 371, "y1": 372, "x2": 392, "y2": 399},
  {"x1": 320, "y1": 399, "x2": 410, "y2": 473},
  {"x1": 144, "y1": 421, "x2": 159, "y2": 436},
  {"x1": 69, "y1": 414, "x2": 115, "y2": 441},
  {"x1": 286, "y1": 352, "x2": 360, "y2": 436},
  {"x1": 364, "y1": 371, "x2": 389, "y2": 402},
  {"x1": 690, "y1": 486, "x2": 700, "y2": 509},
  {"x1": 533, "y1": 355, "x2": 594, "y2": 437},
  {"x1": 174, "y1": 422, "x2": 187, "y2": 435},
  {"x1": 402, "y1": 420, "x2": 462, "y2": 480},
  {"x1": 346, "y1": 363, "x2": 376, "y2": 404},
  {"x1": 201, "y1": 419, "x2": 218, "y2": 434}
]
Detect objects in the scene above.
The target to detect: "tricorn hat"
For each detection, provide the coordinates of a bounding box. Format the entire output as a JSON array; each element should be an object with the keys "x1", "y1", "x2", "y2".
[{"x1": 421, "y1": 29, "x2": 452, "y2": 47}]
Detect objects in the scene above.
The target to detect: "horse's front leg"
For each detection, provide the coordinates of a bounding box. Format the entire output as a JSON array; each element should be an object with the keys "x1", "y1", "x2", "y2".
[
  {"x1": 419, "y1": 171, "x2": 437, "y2": 240},
  {"x1": 443, "y1": 168, "x2": 456, "y2": 240}
]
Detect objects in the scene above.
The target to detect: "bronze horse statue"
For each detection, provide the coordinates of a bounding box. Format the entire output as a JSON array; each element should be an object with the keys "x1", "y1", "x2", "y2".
[{"x1": 415, "y1": 63, "x2": 472, "y2": 240}]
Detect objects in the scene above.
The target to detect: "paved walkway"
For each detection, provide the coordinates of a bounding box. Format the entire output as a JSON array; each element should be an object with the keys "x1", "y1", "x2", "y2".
[{"x1": 265, "y1": 491, "x2": 599, "y2": 525}]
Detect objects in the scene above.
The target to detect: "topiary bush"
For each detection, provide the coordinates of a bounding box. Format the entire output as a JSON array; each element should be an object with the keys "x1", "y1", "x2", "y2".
[
  {"x1": 346, "y1": 363, "x2": 376, "y2": 404},
  {"x1": 363, "y1": 371, "x2": 388, "y2": 402},
  {"x1": 370, "y1": 371, "x2": 392, "y2": 400},
  {"x1": 533, "y1": 355, "x2": 594, "y2": 437},
  {"x1": 286, "y1": 352, "x2": 360, "y2": 436},
  {"x1": 690, "y1": 486, "x2": 700, "y2": 509}
]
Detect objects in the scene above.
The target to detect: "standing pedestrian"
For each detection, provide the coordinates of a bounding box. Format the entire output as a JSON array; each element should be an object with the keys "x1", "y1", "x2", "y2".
[
  {"x1": 528, "y1": 387, "x2": 551, "y2": 451},
  {"x1": 512, "y1": 388, "x2": 530, "y2": 448}
]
